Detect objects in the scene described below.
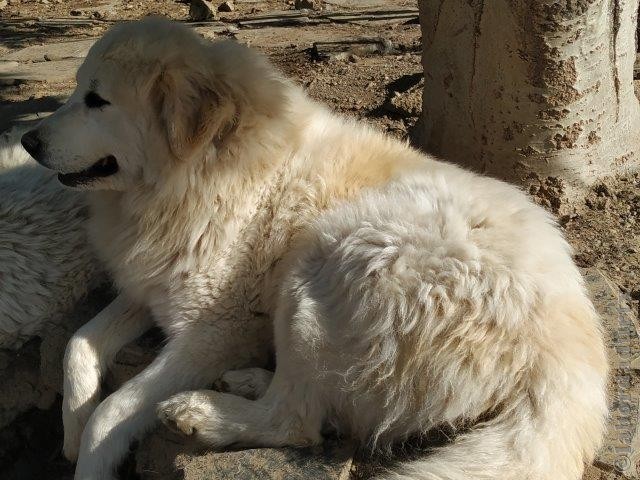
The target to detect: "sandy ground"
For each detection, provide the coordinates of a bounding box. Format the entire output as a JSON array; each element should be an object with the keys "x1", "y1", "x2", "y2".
[{"x1": 0, "y1": 1, "x2": 638, "y2": 479}]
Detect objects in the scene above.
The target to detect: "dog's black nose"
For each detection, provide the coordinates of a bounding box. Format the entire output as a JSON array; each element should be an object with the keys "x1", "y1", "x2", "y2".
[{"x1": 21, "y1": 129, "x2": 44, "y2": 160}]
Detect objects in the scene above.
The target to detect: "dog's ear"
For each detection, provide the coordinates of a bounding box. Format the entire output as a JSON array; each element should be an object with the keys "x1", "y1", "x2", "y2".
[{"x1": 152, "y1": 67, "x2": 236, "y2": 161}]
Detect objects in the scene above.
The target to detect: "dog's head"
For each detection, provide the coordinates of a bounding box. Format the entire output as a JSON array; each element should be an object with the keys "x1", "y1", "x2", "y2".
[{"x1": 21, "y1": 18, "x2": 289, "y2": 190}]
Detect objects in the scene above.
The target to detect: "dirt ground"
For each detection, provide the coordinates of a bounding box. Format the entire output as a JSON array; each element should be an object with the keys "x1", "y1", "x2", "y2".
[{"x1": 0, "y1": 0, "x2": 638, "y2": 479}]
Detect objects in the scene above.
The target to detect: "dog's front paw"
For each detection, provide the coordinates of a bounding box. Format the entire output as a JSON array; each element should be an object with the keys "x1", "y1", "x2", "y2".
[{"x1": 157, "y1": 391, "x2": 214, "y2": 436}]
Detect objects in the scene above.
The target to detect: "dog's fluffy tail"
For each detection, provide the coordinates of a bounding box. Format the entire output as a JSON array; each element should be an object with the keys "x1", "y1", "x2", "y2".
[
  {"x1": 381, "y1": 305, "x2": 608, "y2": 480},
  {"x1": 382, "y1": 407, "x2": 602, "y2": 480}
]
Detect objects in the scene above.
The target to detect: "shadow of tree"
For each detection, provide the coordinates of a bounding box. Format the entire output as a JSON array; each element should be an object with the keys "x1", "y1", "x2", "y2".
[
  {"x1": 366, "y1": 72, "x2": 423, "y2": 120},
  {"x1": 0, "y1": 17, "x2": 106, "y2": 51}
]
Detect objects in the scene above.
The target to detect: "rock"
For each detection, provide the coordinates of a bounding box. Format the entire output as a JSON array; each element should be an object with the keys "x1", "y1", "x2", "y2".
[
  {"x1": 310, "y1": 37, "x2": 395, "y2": 62},
  {"x1": 237, "y1": 12, "x2": 313, "y2": 28},
  {"x1": 136, "y1": 427, "x2": 355, "y2": 480},
  {"x1": 104, "y1": 333, "x2": 160, "y2": 391},
  {"x1": 218, "y1": 1, "x2": 234, "y2": 12},
  {"x1": 191, "y1": 23, "x2": 238, "y2": 39},
  {"x1": 584, "y1": 268, "x2": 640, "y2": 478},
  {"x1": 582, "y1": 464, "x2": 625, "y2": 480},
  {"x1": 189, "y1": 0, "x2": 218, "y2": 21},
  {"x1": 70, "y1": 9, "x2": 82, "y2": 15},
  {"x1": 0, "y1": 0, "x2": 7, "y2": 11},
  {"x1": 294, "y1": 0, "x2": 321, "y2": 9}
]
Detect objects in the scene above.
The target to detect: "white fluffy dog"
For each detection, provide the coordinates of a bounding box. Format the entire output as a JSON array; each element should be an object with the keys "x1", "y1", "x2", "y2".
[
  {"x1": 21, "y1": 18, "x2": 608, "y2": 480},
  {"x1": 0, "y1": 127, "x2": 97, "y2": 349}
]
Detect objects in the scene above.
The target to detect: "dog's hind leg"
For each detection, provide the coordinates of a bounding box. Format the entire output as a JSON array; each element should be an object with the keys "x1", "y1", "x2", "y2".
[
  {"x1": 158, "y1": 368, "x2": 323, "y2": 449},
  {"x1": 63, "y1": 295, "x2": 152, "y2": 462},
  {"x1": 214, "y1": 367, "x2": 274, "y2": 399}
]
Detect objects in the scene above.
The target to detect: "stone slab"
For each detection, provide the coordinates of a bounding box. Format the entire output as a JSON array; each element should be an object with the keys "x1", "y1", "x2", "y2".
[
  {"x1": 178, "y1": 442, "x2": 354, "y2": 480},
  {"x1": 105, "y1": 342, "x2": 157, "y2": 391},
  {"x1": 233, "y1": 24, "x2": 361, "y2": 49},
  {"x1": 310, "y1": 37, "x2": 395, "y2": 61},
  {"x1": 324, "y1": 0, "x2": 392, "y2": 8},
  {"x1": 137, "y1": 428, "x2": 354, "y2": 480},
  {"x1": 323, "y1": 8, "x2": 418, "y2": 24},
  {"x1": 238, "y1": 15, "x2": 318, "y2": 28},
  {"x1": 0, "y1": 57, "x2": 82, "y2": 84},
  {"x1": 586, "y1": 268, "x2": 640, "y2": 478},
  {"x1": 0, "y1": 38, "x2": 96, "y2": 62}
]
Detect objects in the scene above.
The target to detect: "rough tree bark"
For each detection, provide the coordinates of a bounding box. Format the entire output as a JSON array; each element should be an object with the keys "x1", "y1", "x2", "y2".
[{"x1": 418, "y1": 0, "x2": 640, "y2": 197}]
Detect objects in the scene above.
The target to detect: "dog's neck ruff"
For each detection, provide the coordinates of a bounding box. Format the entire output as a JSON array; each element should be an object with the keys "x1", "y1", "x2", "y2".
[{"x1": 90, "y1": 114, "x2": 298, "y2": 303}]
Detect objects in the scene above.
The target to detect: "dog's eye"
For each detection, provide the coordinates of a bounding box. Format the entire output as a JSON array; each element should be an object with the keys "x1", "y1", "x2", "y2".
[{"x1": 85, "y1": 91, "x2": 110, "y2": 109}]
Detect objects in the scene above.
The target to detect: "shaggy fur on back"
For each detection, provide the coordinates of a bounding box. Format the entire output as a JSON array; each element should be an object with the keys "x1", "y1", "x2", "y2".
[{"x1": 23, "y1": 18, "x2": 608, "y2": 480}]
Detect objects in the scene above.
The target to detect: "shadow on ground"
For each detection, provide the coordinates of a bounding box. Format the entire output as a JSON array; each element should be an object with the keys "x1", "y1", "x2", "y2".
[
  {"x1": 0, "y1": 18, "x2": 100, "y2": 51},
  {"x1": 0, "y1": 95, "x2": 65, "y2": 132}
]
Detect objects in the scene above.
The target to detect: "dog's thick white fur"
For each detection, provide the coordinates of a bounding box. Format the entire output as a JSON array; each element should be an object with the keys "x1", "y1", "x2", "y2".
[
  {"x1": 24, "y1": 18, "x2": 608, "y2": 480},
  {"x1": 0, "y1": 127, "x2": 97, "y2": 349}
]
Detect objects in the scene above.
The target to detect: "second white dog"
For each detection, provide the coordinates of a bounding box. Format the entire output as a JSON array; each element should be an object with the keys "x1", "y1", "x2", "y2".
[
  {"x1": 0, "y1": 126, "x2": 98, "y2": 349},
  {"x1": 21, "y1": 19, "x2": 608, "y2": 480}
]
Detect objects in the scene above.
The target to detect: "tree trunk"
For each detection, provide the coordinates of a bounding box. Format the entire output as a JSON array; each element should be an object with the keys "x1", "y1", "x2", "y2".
[{"x1": 418, "y1": 0, "x2": 640, "y2": 195}]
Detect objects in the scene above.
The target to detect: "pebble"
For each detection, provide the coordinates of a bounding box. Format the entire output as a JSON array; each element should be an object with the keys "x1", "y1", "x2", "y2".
[
  {"x1": 218, "y1": 0, "x2": 233, "y2": 12},
  {"x1": 189, "y1": 0, "x2": 218, "y2": 21},
  {"x1": 294, "y1": 0, "x2": 320, "y2": 10}
]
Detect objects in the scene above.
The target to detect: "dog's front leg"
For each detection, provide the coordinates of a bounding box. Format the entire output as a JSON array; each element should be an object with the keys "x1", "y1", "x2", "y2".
[
  {"x1": 73, "y1": 316, "x2": 270, "y2": 480},
  {"x1": 63, "y1": 294, "x2": 152, "y2": 462}
]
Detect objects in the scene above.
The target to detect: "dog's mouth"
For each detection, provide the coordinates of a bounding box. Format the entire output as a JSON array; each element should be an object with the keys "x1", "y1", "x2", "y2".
[{"x1": 58, "y1": 155, "x2": 119, "y2": 187}]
